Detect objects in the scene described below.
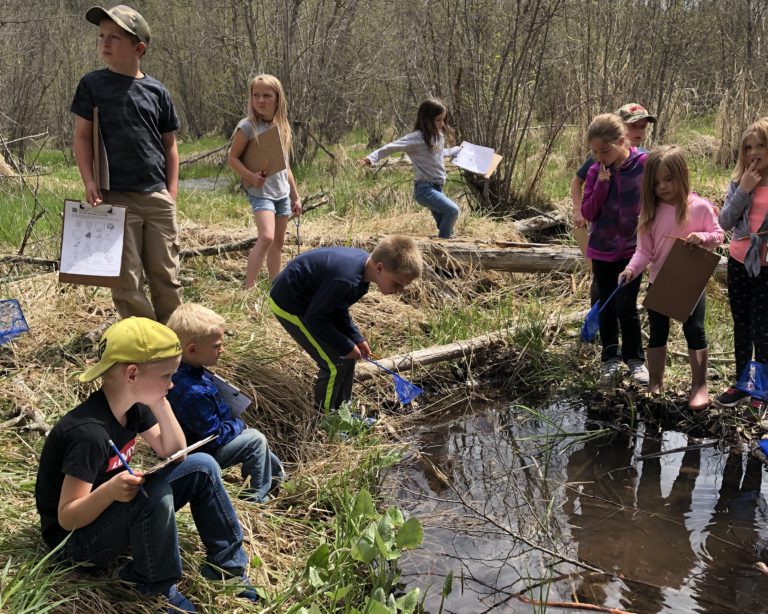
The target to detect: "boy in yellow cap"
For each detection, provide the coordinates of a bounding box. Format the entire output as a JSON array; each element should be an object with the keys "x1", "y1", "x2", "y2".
[{"x1": 35, "y1": 317, "x2": 258, "y2": 613}]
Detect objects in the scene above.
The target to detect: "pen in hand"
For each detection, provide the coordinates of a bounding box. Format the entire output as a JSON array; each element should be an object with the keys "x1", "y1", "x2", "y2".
[{"x1": 108, "y1": 439, "x2": 148, "y2": 499}]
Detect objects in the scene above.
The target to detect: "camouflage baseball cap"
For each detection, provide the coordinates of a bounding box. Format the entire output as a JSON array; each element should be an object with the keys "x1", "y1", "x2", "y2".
[
  {"x1": 86, "y1": 5, "x2": 151, "y2": 45},
  {"x1": 617, "y1": 103, "x2": 656, "y2": 124}
]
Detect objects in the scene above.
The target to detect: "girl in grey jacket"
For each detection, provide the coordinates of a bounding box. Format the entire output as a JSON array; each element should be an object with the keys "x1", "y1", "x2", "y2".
[{"x1": 362, "y1": 99, "x2": 461, "y2": 238}]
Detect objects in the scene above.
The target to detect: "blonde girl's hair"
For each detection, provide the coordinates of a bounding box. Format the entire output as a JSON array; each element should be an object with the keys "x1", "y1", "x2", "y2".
[
  {"x1": 638, "y1": 145, "x2": 690, "y2": 234},
  {"x1": 246, "y1": 74, "x2": 292, "y2": 159},
  {"x1": 166, "y1": 303, "x2": 226, "y2": 348},
  {"x1": 733, "y1": 118, "x2": 768, "y2": 181},
  {"x1": 586, "y1": 113, "x2": 625, "y2": 145}
]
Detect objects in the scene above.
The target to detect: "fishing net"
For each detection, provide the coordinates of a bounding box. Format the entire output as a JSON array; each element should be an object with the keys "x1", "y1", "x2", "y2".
[{"x1": 0, "y1": 299, "x2": 29, "y2": 345}]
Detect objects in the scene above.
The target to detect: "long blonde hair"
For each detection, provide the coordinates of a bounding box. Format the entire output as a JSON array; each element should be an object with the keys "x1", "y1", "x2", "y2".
[
  {"x1": 733, "y1": 118, "x2": 768, "y2": 182},
  {"x1": 247, "y1": 74, "x2": 292, "y2": 159},
  {"x1": 638, "y1": 145, "x2": 690, "y2": 234}
]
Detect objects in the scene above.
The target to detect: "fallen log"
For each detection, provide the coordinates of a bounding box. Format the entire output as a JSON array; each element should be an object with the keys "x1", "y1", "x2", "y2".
[
  {"x1": 422, "y1": 241, "x2": 728, "y2": 283},
  {"x1": 356, "y1": 309, "x2": 588, "y2": 381},
  {"x1": 512, "y1": 209, "x2": 568, "y2": 234}
]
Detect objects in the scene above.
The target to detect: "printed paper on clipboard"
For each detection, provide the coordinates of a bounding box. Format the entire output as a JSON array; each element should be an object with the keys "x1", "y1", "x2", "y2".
[
  {"x1": 142, "y1": 435, "x2": 217, "y2": 475},
  {"x1": 59, "y1": 200, "x2": 126, "y2": 287},
  {"x1": 206, "y1": 369, "x2": 253, "y2": 418},
  {"x1": 452, "y1": 142, "x2": 503, "y2": 178}
]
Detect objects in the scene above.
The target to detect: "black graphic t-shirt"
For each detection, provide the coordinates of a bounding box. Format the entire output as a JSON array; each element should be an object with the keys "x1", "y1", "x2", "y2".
[{"x1": 35, "y1": 389, "x2": 156, "y2": 547}]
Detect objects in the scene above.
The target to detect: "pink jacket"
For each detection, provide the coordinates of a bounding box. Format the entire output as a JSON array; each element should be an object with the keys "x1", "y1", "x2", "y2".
[{"x1": 625, "y1": 194, "x2": 723, "y2": 283}]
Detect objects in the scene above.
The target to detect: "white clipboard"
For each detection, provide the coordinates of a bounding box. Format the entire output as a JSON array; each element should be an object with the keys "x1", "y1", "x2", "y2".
[{"x1": 142, "y1": 434, "x2": 217, "y2": 475}]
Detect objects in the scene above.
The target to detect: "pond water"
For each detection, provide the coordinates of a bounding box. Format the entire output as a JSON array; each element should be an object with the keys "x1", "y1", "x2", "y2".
[{"x1": 385, "y1": 397, "x2": 768, "y2": 613}]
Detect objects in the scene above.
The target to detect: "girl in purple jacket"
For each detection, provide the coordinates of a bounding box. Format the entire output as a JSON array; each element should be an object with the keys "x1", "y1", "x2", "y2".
[{"x1": 582, "y1": 113, "x2": 648, "y2": 388}]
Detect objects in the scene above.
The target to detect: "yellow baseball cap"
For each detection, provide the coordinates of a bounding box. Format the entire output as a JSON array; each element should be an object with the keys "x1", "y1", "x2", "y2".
[{"x1": 79, "y1": 317, "x2": 181, "y2": 383}]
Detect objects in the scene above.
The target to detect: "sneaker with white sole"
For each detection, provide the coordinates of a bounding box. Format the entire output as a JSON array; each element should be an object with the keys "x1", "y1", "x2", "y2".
[
  {"x1": 627, "y1": 360, "x2": 649, "y2": 387},
  {"x1": 715, "y1": 386, "x2": 749, "y2": 408},
  {"x1": 599, "y1": 358, "x2": 622, "y2": 388}
]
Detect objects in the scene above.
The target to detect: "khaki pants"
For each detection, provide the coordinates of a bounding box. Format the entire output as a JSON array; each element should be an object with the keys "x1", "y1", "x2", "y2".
[{"x1": 103, "y1": 189, "x2": 182, "y2": 323}]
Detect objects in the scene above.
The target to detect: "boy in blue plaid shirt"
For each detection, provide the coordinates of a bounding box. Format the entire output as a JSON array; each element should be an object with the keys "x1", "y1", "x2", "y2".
[{"x1": 166, "y1": 303, "x2": 283, "y2": 502}]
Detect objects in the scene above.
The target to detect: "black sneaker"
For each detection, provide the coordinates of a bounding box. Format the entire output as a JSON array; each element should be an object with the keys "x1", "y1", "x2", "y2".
[{"x1": 715, "y1": 386, "x2": 749, "y2": 407}]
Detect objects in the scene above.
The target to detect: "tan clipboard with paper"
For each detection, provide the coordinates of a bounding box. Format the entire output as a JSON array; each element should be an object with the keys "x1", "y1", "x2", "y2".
[
  {"x1": 642, "y1": 239, "x2": 720, "y2": 322},
  {"x1": 240, "y1": 124, "x2": 287, "y2": 188},
  {"x1": 59, "y1": 200, "x2": 126, "y2": 287}
]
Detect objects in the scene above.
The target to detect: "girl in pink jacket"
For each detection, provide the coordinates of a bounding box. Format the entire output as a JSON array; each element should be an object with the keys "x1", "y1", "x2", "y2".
[{"x1": 619, "y1": 145, "x2": 723, "y2": 409}]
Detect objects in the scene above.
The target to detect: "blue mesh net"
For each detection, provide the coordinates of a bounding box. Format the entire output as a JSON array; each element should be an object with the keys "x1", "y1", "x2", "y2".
[
  {"x1": 736, "y1": 361, "x2": 768, "y2": 401},
  {"x1": 0, "y1": 299, "x2": 29, "y2": 346},
  {"x1": 394, "y1": 374, "x2": 422, "y2": 405},
  {"x1": 580, "y1": 303, "x2": 601, "y2": 343}
]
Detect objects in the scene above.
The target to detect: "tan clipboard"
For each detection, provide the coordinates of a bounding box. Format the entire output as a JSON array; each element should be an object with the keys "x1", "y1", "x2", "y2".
[
  {"x1": 642, "y1": 239, "x2": 720, "y2": 322},
  {"x1": 59, "y1": 200, "x2": 126, "y2": 288},
  {"x1": 484, "y1": 153, "x2": 503, "y2": 179},
  {"x1": 92, "y1": 107, "x2": 110, "y2": 191},
  {"x1": 240, "y1": 124, "x2": 287, "y2": 188},
  {"x1": 574, "y1": 226, "x2": 590, "y2": 259}
]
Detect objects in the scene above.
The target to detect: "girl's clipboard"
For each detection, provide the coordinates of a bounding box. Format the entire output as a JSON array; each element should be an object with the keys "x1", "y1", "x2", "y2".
[
  {"x1": 59, "y1": 200, "x2": 126, "y2": 287},
  {"x1": 642, "y1": 239, "x2": 720, "y2": 322},
  {"x1": 240, "y1": 124, "x2": 287, "y2": 187}
]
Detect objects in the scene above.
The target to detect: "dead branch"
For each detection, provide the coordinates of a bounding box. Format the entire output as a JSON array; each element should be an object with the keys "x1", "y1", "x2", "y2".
[
  {"x1": 517, "y1": 595, "x2": 635, "y2": 614},
  {"x1": 179, "y1": 144, "x2": 228, "y2": 166}
]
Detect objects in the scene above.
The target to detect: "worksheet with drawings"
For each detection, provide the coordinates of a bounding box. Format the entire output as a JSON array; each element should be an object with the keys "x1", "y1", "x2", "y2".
[{"x1": 59, "y1": 200, "x2": 126, "y2": 286}]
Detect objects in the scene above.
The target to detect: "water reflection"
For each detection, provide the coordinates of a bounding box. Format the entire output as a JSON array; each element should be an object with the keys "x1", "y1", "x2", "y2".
[{"x1": 386, "y1": 399, "x2": 768, "y2": 613}]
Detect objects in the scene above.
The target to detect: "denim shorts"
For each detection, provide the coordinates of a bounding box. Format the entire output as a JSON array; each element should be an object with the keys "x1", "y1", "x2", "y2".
[{"x1": 248, "y1": 194, "x2": 291, "y2": 216}]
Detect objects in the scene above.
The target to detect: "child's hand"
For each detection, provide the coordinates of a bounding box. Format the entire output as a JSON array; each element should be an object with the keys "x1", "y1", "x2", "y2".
[
  {"x1": 740, "y1": 160, "x2": 761, "y2": 193},
  {"x1": 84, "y1": 180, "x2": 103, "y2": 206},
  {"x1": 618, "y1": 269, "x2": 634, "y2": 285},
  {"x1": 597, "y1": 163, "x2": 611, "y2": 182},
  {"x1": 343, "y1": 345, "x2": 363, "y2": 360},
  {"x1": 573, "y1": 209, "x2": 587, "y2": 228},
  {"x1": 291, "y1": 196, "x2": 302, "y2": 216},
  {"x1": 359, "y1": 158, "x2": 372, "y2": 167},
  {"x1": 356, "y1": 340, "x2": 371, "y2": 359},
  {"x1": 251, "y1": 171, "x2": 267, "y2": 188},
  {"x1": 108, "y1": 471, "x2": 144, "y2": 502},
  {"x1": 685, "y1": 232, "x2": 704, "y2": 246}
]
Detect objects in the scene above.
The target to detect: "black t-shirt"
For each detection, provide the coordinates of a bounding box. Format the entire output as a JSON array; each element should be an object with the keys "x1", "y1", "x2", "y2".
[
  {"x1": 71, "y1": 68, "x2": 180, "y2": 192},
  {"x1": 35, "y1": 389, "x2": 157, "y2": 547}
]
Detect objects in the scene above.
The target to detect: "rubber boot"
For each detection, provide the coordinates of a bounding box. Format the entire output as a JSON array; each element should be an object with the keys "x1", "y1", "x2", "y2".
[
  {"x1": 646, "y1": 345, "x2": 667, "y2": 394},
  {"x1": 688, "y1": 347, "x2": 709, "y2": 411}
]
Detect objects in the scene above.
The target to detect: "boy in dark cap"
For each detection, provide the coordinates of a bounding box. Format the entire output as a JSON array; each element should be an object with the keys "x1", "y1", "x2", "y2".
[{"x1": 72, "y1": 5, "x2": 182, "y2": 323}]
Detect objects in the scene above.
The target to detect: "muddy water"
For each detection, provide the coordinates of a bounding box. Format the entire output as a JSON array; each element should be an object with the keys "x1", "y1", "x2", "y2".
[{"x1": 385, "y1": 398, "x2": 768, "y2": 613}]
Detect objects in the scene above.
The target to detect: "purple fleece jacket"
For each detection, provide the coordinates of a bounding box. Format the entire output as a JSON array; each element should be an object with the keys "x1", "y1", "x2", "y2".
[{"x1": 581, "y1": 147, "x2": 647, "y2": 262}]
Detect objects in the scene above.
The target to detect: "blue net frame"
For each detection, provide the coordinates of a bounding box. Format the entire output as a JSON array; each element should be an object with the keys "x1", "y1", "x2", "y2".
[{"x1": 0, "y1": 299, "x2": 29, "y2": 346}]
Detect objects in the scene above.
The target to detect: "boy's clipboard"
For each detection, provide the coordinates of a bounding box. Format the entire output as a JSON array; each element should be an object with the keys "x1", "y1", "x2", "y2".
[
  {"x1": 142, "y1": 434, "x2": 217, "y2": 475},
  {"x1": 59, "y1": 200, "x2": 126, "y2": 287},
  {"x1": 92, "y1": 107, "x2": 110, "y2": 191},
  {"x1": 452, "y1": 141, "x2": 503, "y2": 178},
  {"x1": 643, "y1": 239, "x2": 720, "y2": 322},
  {"x1": 205, "y1": 368, "x2": 253, "y2": 418},
  {"x1": 240, "y1": 124, "x2": 287, "y2": 188}
]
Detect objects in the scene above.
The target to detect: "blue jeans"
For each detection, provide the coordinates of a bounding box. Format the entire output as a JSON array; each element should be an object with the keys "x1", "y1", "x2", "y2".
[
  {"x1": 248, "y1": 194, "x2": 291, "y2": 216},
  {"x1": 214, "y1": 428, "x2": 284, "y2": 502},
  {"x1": 413, "y1": 181, "x2": 459, "y2": 238},
  {"x1": 63, "y1": 453, "x2": 247, "y2": 596}
]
